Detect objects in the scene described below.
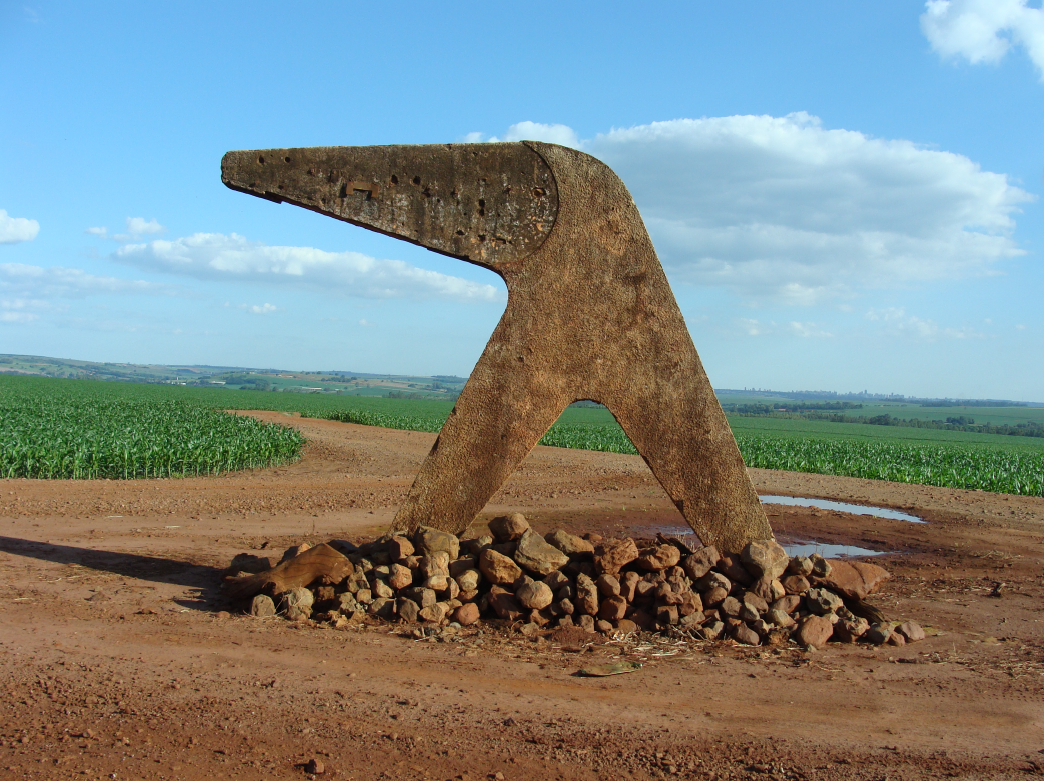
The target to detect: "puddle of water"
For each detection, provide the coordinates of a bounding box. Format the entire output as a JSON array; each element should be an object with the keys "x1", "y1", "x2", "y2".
[
  {"x1": 653, "y1": 528, "x2": 890, "y2": 559},
  {"x1": 759, "y1": 495, "x2": 924, "y2": 524},
  {"x1": 781, "y1": 541, "x2": 887, "y2": 558}
]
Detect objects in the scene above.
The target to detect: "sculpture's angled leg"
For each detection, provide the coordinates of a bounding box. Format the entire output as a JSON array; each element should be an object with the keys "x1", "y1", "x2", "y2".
[
  {"x1": 390, "y1": 319, "x2": 572, "y2": 535},
  {"x1": 221, "y1": 140, "x2": 775, "y2": 552}
]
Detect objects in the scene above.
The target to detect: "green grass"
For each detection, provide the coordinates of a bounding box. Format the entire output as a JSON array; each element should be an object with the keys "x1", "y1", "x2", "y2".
[
  {"x1": 0, "y1": 376, "x2": 304, "y2": 479},
  {"x1": 3, "y1": 374, "x2": 1042, "y2": 495}
]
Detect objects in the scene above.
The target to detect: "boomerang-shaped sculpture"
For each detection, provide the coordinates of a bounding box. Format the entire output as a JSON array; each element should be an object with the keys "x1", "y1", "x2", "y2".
[{"x1": 221, "y1": 141, "x2": 772, "y2": 553}]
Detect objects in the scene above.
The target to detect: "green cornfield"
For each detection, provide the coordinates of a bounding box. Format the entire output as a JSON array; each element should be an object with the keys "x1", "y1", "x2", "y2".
[
  {"x1": 2, "y1": 374, "x2": 1041, "y2": 495},
  {"x1": 1, "y1": 381, "x2": 303, "y2": 479}
]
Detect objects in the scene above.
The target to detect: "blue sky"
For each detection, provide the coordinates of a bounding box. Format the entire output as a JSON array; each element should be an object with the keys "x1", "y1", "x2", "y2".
[{"x1": 2, "y1": 1, "x2": 1042, "y2": 400}]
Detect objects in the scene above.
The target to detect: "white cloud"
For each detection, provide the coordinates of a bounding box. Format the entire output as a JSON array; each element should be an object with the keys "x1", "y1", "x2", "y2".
[
  {"x1": 0, "y1": 262, "x2": 174, "y2": 298},
  {"x1": 470, "y1": 122, "x2": 582, "y2": 149},
  {"x1": 0, "y1": 210, "x2": 40, "y2": 244},
  {"x1": 85, "y1": 226, "x2": 108, "y2": 237},
  {"x1": 788, "y1": 321, "x2": 833, "y2": 338},
  {"x1": 922, "y1": 0, "x2": 1044, "y2": 79},
  {"x1": 0, "y1": 299, "x2": 46, "y2": 323},
  {"x1": 736, "y1": 317, "x2": 773, "y2": 337},
  {"x1": 115, "y1": 232, "x2": 503, "y2": 303},
  {"x1": 865, "y1": 307, "x2": 983, "y2": 340},
  {"x1": 87, "y1": 217, "x2": 167, "y2": 241},
  {"x1": 577, "y1": 113, "x2": 1033, "y2": 304},
  {"x1": 238, "y1": 302, "x2": 280, "y2": 315}
]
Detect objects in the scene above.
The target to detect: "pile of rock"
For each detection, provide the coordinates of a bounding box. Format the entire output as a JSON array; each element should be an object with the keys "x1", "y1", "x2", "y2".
[{"x1": 226, "y1": 513, "x2": 923, "y2": 650}]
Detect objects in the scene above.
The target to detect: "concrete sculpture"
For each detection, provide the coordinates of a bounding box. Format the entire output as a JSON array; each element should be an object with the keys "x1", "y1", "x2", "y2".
[{"x1": 221, "y1": 141, "x2": 773, "y2": 552}]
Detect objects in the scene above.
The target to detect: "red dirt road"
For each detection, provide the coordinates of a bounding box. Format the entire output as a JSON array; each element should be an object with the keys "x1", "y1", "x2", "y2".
[{"x1": 1, "y1": 413, "x2": 1042, "y2": 780}]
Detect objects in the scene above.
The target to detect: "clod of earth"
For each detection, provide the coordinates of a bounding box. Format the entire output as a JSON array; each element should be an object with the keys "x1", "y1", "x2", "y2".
[
  {"x1": 223, "y1": 513, "x2": 920, "y2": 651},
  {"x1": 221, "y1": 141, "x2": 772, "y2": 553}
]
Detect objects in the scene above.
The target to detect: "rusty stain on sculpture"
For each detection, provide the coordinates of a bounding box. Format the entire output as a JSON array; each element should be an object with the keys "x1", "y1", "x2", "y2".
[{"x1": 221, "y1": 141, "x2": 774, "y2": 553}]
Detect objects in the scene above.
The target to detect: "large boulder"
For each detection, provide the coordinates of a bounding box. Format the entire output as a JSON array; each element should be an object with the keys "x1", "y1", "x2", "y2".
[
  {"x1": 489, "y1": 513, "x2": 530, "y2": 543},
  {"x1": 479, "y1": 548, "x2": 523, "y2": 585},
  {"x1": 593, "y1": 538, "x2": 639, "y2": 576},
  {"x1": 544, "y1": 529, "x2": 595, "y2": 556},
  {"x1": 414, "y1": 526, "x2": 460, "y2": 560}
]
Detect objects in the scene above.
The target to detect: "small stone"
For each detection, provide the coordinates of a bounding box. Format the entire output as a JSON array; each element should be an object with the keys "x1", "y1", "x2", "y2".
[
  {"x1": 281, "y1": 587, "x2": 314, "y2": 611},
  {"x1": 598, "y1": 595, "x2": 628, "y2": 621},
  {"x1": 896, "y1": 621, "x2": 925, "y2": 643},
  {"x1": 372, "y1": 580, "x2": 395, "y2": 599},
  {"x1": 636, "y1": 544, "x2": 681, "y2": 571},
  {"x1": 681, "y1": 546, "x2": 720, "y2": 580},
  {"x1": 781, "y1": 575, "x2": 811, "y2": 595},
  {"x1": 488, "y1": 589, "x2": 524, "y2": 621},
  {"x1": 454, "y1": 569, "x2": 481, "y2": 592},
  {"x1": 787, "y1": 555, "x2": 814, "y2": 577},
  {"x1": 738, "y1": 604, "x2": 760, "y2": 622},
  {"x1": 557, "y1": 614, "x2": 574, "y2": 627},
  {"x1": 250, "y1": 594, "x2": 276, "y2": 618},
  {"x1": 595, "y1": 574, "x2": 621, "y2": 597},
  {"x1": 833, "y1": 617, "x2": 870, "y2": 643},
  {"x1": 419, "y1": 551, "x2": 451, "y2": 578},
  {"x1": 423, "y1": 574, "x2": 450, "y2": 592},
  {"x1": 595, "y1": 619, "x2": 613, "y2": 634},
  {"x1": 702, "y1": 586, "x2": 729, "y2": 607},
  {"x1": 464, "y1": 535, "x2": 493, "y2": 554},
  {"x1": 386, "y1": 563, "x2": 412, "y2": 591},
  {"x1": 543, "y1": 570, "x2": 570, "y2": 591},
  {"x1": 399, "y1": 586, "x2": 437, "y2": 608},
  {"x1": 397, "y1": 598, "x2": 420, "y2": 623},
  {"x1": 749, "y1": 576, "x2": 786, "y2": 603},
  {"x1": 732, "y1": 624, "x2": 761, "y2": 646},
  {"x1": 678, "y1": 591, "x2": 702, "y2": 617},
  {"x1": 697, "y1": 571, "x2": 731, "y2": 592},
  {"x1": 279, "y1": 542, "x2": 311, "y2": 563},
  {"x1": 655, "y1": 604, "x2": 679, "y2": 625},
  {"x1": 616, "y1": 618, "x2": 638, "y2": 633},
  {"x1": 414, "y1": 526, "x2": 460, "y2": 560},
  {"x1": 577, "y1": 614, "x2": 597, "y2": 633},
  {"x1": 699, "y1": 620, "x2": 725, "y2": 640},
  {"x1": 386, "y1": 535, "x2": 415, "y2": 560},
  {"x1": 742, "y1": 592, "x2": 769, "y2": 614},
  {"x1": 865, "y1": 622, "x2": 892, "y2": 645},
  {"x1": 489, "y1": 513, "x2": 530, "y2": 542},
  {"x1": 766, "y1": 608, "x2": 794, "y2": 628},
  {"x1": 515, "y1": 529, "x2": 569, "y2": 576},
  {"x1": 448, "y1": 556, "x2": 477, "y2": 577},
  {"x1": 796, "y1": 614, "x2": 834, "y2": 649},
  {"x1": 888, "y1": 631, "x2": 907, "y2": 646},
  {"x1": 418, "y1": 603, "x2": 448, "y2": 623},
  {"x1": 453, "y1": 603, "x2": 480, "y2": 626},
  {"x1": 369, "y1": 597, "x2": 396, "y2": 619},
  {"x1": 592, "y1": 538, "x2": 639, "y2": 576},
  {"x1": 337, "y1": 593, "x2": 360, "y2": 613},
  {"x1": 516, "y1": 580, "x2": 554, "y2": 610},
  {"x1": 544, "y1": 529, "x2": 594, "y2": 556},
  {"x1": 720, "y1": 596, "x2": 742, "y2": 617},
  {"x1": 809, "y1": 553, "x2": 832, "y2": 578},
  {"x1": 285, "y1": 604, "x2": 311, "y2": 622},
  {"x1": 479, "y1": 548, "x2": 523, "y2": 585},
  {"x1": 772, "y1": 594, "x2": 802, "y2": 614},
  {"x1": 305, "y1": 757, "x2": 325, "y2": 774},
  {"x1": 741, "y1": 539, "x2": 790, "y2": 581},
  {"x1": 805, "y1": 588, "x2": 844, "y2": 616},
  {"x1": 575, "y1": 573, "x2": 599, "y2": 615},
  {"x1": 718, "y1": 554, "x2": 754, "y2": 586},
  {"x1": 619, "y1": 571, "x2": 640, "y2": 602}
]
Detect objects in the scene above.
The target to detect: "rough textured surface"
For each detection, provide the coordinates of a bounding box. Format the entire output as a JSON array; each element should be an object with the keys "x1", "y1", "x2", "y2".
[{"x1": 222, "y1": 141, "x2": 771, "y2": 553}]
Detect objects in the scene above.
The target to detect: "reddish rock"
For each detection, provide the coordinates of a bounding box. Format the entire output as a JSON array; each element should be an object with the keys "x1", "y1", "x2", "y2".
[
  {"x1": 388, "y1": 563, "x2": 413, "y2": 591},
  {"x1": 833, "y1": 617, "x2": 870, "y2": 643},
  {"x1": 488, "y1": 589, "x2": 524, "y2": 621},
  {"x1": 796, "y1": 615, "x2": 834, "y2": 649},
  {"x1": 544, "y1": 529, "x2": 594, "y2": 556},
  {"x1": 896, "y1": 621, "x2": 925, "y2": 643},
  {"x1": 489, "y1": 513, "x2": 530, "y2": 543},
  {"x1": 678, "y1": 591, "x2": 703, "y2": 617},
  {"x1": 887, "y1": 631, "x2": 907, "y2": 647},
  {"x1": 742, "y1": 592, "x2": 769, "y2": 614},
  {"x1": 703, "y1": 586, "x2": 729, "y2": 607},
  {"x1": 817, "y1": 560, "x2": 890, "y2": 600},
  {"x1": 772, "y1": 594, "x2": 802, "y2": 614},
  {"x1": 453, "y1": 602, "x2": 480, "y2": 625},
  {"x1": 628, "y1": 609, "x2": 656, "y2": 630},
  {"x1": 619, "y1": 571, "x2": 640, "y2": 602},
  {"x1": 681, "y1": 546, "x2": 720, "y2": 580},
  {"x1": 655, "y1": 604, "x2": 679, "y2": 625},
  {"x1": 598, "y1": 595, "x2": 628, "y2": 621},
  {"x1": 593, "y1": 538, "x2": 639, "y2": 576},
  {"x1": 741, "y1": 539, "x2": 789, "y2": 581},
  {"x1": 616, "y1": 618, "x2": 638, "y2": 633},
  {"x1": 781, "y1": 574, "x2": 811, "y2": 595},
  {"x1": 596, "y1": 574, "x2": 621, "y2": 597},
  {"x1": 515, "y1": 529, "x2": 569, "y2": 576},
  {"x1": 636, "y1": 544, "x2": 681, "y2": 571},
  {"x1": 749, "y1": 577, "x2": 785, "y2": 603},
  {"x1": 575, "y1": 573, "x2": 599, "y2": 615},
  {"x1": 386, "y1": 535, "x2": 415, "y2": 560},
  {"x1": 718, "y1": 554, "x2": 753, "y2": 586},
  {"x1": 595, "y1": 619, "x2": 614, "y2": 634},
  {"x1": 479, "y1": 548, "x2": 522, "y2": 585},
  {"x1": 516, "y1": 580, "x2": 554, "y2": 610},
  {"x1": 720, "y1": 596, "x2": 742, "y2": 617},
  {"x1": 732, "y1": 624, "x2": 761, "y2": 646}
]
